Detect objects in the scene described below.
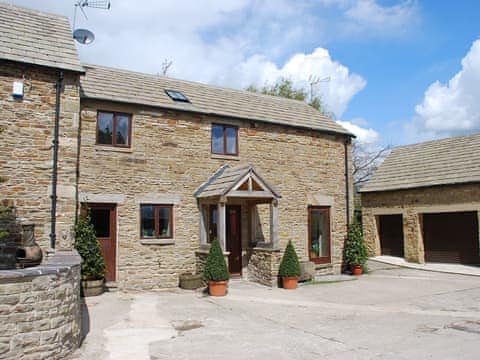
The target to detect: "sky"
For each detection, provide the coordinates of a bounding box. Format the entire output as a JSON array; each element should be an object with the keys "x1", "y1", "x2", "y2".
[{"x1": 6, "y1": 0, "x2": 480, "y2": 147}]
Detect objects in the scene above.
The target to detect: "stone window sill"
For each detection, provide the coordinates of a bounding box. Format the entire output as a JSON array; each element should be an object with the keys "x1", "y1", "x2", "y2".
[
  {"x1": 95, "y1": 146, "x2": 133, "y2": 154},
  {"x1": 211, "y1": 154, "x2": 240, "y2": 161},
  {"x1": 140, "y1": 239, "x2": 175, "y2": 245}
]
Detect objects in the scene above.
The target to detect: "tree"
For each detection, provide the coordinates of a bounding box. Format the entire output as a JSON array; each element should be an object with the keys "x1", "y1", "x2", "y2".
[
  {"x1": 246, "y1": 78, "x2": 329, "y2": 115},
  {"x1": 278, "y1": 240, "x2": 301, "y2": 277},
  {"x1": 203, "y1": 238, "x2": 229, "y2": 282},
  {"x1": 352, "y1": 141, "x2": 390, "y2": 188},
  {"x1": 74, "y1": 212, "x2": 106, "y2": 280}
]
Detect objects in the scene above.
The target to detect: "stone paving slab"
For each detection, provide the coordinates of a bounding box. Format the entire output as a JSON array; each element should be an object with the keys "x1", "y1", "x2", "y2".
[
  {"x1": 73, "y1": 267, "x2": 480, "y2": 359},
  {"x1": 371, "y1": 255, "x2": 480, "y2": 276}
]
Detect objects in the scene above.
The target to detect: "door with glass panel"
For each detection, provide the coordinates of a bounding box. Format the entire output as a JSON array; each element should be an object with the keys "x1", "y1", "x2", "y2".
[
  {"x1": 308, "y1": 206, "x2": 331, "y2": 264},
  {"x1": 88, "y1": 204, "x2": 117, "y2": 282}
]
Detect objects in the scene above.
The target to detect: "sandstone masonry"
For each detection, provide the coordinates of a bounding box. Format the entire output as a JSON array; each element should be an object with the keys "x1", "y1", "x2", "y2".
[
  {"x1": 0, "y1": 60, "x2": 80, "y2": 252},
  {"x1": 361, "y1": 183, "x2": 480, "y2": 263},
  {"x1": 0, "y1": 251, "x2": 81, "y2": 360}
]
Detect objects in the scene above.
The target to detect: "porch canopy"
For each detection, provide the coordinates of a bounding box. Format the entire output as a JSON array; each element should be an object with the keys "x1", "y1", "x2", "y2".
[{"x1": 194, "y1": 164, "x2": 281, "y2": 250}]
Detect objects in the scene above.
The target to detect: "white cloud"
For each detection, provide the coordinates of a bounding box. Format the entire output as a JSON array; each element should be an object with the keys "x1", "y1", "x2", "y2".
[
  {"x1": 319, "y1": 0, "x2": 419, "y2": 38},
  {"x1": 337, "y1": 120, "x2": 380, "y2": 144},
  {"x1": 411, "y1": 39, "x2": 480, "y2": 140},
  {"x1": 345, "y1": 0, "x2": 417, "y2": 33},
  {"x1": 226, "y1": 48, "x2": 367, "y2": 117}
]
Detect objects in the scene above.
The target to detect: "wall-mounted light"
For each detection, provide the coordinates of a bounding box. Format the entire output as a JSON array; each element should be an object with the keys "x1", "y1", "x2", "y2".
[{"x1": 12, "y1": 81, "x2": 24, "y2": 98}]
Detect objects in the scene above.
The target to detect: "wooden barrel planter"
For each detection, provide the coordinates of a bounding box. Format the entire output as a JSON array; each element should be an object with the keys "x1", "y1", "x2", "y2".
[
  {"x1": 81, "y1": 278, "x2": 104, "y2": 297},
  {"x1": 179, "y1": 273, "x2": 203, "y2": 290}
]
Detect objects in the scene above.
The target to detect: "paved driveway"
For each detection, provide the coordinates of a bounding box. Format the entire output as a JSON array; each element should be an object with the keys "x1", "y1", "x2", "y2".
[{"x1": 73, "y1": 262, "x2": 480, "y2": 360}]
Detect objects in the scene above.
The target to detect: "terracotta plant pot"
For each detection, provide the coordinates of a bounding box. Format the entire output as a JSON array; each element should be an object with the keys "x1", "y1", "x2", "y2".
[
  {"x1": 282, "y1": 276, "x2": 298, "y2": 289},
  {"x1": 351, "y1": 265, "x2": 363, "y2": 276},
  {"x1": 208, "y1": 280, "x2": 228, "y2": 296}
]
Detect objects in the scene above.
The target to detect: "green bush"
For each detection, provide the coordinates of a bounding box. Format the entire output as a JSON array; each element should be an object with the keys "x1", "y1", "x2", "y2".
[
  {"x1": 74, "y1": 212, "x2": 106, "y2": 280},
  {"x1": 278, "y1": 240, "x2": 301, "y2": 277},
  {"x1": 345, "y1": 222, "x2": 368, "y2": 267},
  {"x1": 203, "y1": 238, "x2": 229, "y2": 282}
]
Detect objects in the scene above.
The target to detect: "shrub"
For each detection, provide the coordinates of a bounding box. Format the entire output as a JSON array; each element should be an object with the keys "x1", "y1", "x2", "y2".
[
  {"x1": 278, "y1": 240, "x2": 301, "y2": 277},
  {"x1": 345, "y1": 222, "x2": 368, "y2": 267},
  {"x1": 203, "y1": 238, "x2": 229, "y2": 282},
  {"x1": 74, "y1": 212, "x2": 106, "y2": 280}
]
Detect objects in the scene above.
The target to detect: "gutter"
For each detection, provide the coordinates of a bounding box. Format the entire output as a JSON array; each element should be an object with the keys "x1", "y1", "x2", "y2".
[
  {"x1": 344, "y1": 137, "x2": 351, "y2": 226},
  {"x1": 50, "y1": 71, "x2": 64, "y2": 250}
]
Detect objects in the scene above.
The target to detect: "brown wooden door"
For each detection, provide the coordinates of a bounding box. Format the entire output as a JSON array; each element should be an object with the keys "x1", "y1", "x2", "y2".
[
  {"x1": 89, "y1": 204, "x2": 117, "y2": 282},
  {"x1": 226, "y1": 205, "x2": 242, "y2": 275},
  {"x1": 423, "y1": 212, "x2": 479, "y2": 264},
  {"x1": 379, "y1": 214, "x2": 404, "y2": 257}
]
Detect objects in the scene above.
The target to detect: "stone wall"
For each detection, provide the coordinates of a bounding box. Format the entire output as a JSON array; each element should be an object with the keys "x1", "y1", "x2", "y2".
[
  {"x1": 78, "y1": 99, "x2": 352, "y2": 289},
  {"x1": 0, "y1": 251, "x2": 81, "y2": 359},
  {"x1": 246, "y1": 247, "x2": 281, "y2": 287},
  {"x1": 0, "y1": 60, "x2": 81, "y2": 251},
  {"x1": 361, "y1": 183, "x2": 480, "y2": 263}
]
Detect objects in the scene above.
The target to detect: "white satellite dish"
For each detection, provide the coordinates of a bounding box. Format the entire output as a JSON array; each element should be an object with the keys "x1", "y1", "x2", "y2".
[{"x1": 73, "y1": 28, "x2": 95, "y2": 44}]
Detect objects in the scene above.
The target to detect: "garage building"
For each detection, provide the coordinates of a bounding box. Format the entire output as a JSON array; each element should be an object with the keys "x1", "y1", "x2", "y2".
[{"x1": 360, "y1": 133, "x2": 480, "y2": 265}]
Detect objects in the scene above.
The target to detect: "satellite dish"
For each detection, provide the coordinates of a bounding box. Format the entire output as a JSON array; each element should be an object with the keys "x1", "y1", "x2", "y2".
[{"x1": 73, "y1": 28, "x2": 95, "y2": 44}]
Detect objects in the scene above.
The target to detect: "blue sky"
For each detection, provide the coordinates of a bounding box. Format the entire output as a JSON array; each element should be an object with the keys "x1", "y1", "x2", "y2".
[{"x1": 7, "y1": 0, "x2": 480, "y2": 146}]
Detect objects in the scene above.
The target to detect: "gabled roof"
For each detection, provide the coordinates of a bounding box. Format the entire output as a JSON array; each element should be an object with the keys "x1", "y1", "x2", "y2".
[
  {"x1": 360, "y1": 132, "x2": 480, "y2": 193},
  {"x1": 80, "y1": 64, "x2": 352, "y2": 136},
  {"x1": 0, "y1": 2, "x2": 83, "y2": 73},
  {"x1": 194, "y1": 164, "x2": 281, "y2": 199}
]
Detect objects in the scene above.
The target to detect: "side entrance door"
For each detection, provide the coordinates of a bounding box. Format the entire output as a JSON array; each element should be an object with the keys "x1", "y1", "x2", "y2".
[
  {"x1": 88, "y1": 204, "x2": 117, "y2": 282},
  {"x1": 226, "y1": 205, "x2": 242, "y2": 276}
]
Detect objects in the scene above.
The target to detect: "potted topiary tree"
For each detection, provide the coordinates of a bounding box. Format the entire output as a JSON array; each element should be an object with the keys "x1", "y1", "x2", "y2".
[
  {"x1": 345, "y1": 222, "x2": 368, "y2": 275},
  {"x1": 203, "y1": 238, "x2": 229, "y2": 296},
  {"x1": 278, "y1": 240, "x2": 301, "y2": 289},
  {"x1": 74, "y1": 211, "x2": 106, "y2": 296}
]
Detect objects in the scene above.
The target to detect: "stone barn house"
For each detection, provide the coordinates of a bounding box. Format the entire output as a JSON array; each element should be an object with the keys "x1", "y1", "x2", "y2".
[
  {"x1": 360, "y1": 133, "x2": 480, "y2": 265},
  {"x1": 0, "y1": 3, "x2": 354, "y2": 290}
]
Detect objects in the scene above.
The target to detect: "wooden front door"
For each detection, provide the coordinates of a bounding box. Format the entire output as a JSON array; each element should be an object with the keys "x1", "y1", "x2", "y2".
[
  {"x1": 89, "y1": 204, "x2": 117, "y2": 282},
  {"x1": 226, "y1": 205, "x2": 242, "y2": 275}
]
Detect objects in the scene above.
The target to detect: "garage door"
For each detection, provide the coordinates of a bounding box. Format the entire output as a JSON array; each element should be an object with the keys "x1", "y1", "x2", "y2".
[
  {"x1": 379, "y1": 214, "x2": 404, "y2": 257},
  {"x1": 423, "y1": 212, "x2": 479, "y2": 264}
]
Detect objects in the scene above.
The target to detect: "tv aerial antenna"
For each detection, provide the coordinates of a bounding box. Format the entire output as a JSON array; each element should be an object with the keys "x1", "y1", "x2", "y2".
[
  {"x1": 73, "y1": 0, "x2": 111, "y2": 45},
  {"x1": 308, "y1": 75, "x2": 330, "y2": 102}
]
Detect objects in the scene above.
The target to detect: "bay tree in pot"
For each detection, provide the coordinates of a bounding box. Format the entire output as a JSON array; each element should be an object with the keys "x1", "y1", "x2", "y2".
[
  {"x1": 74, "y1": 212, "x2": 106, "y2": 296},
  {"x1": 278, "y1": 240, "x2": 301, "y2": 289},
  {"x1": 203, "y1": 238, "x2": 229, "y2": 296},
  {"x1": 345, "y1": 222, "x2": 368, "y2": 275}
]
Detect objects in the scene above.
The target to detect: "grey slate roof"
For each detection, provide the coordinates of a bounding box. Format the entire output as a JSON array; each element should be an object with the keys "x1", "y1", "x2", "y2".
[
  {"x1": 80, "y1": 64, "x2": 352, "y2": 136},
  {"x1": 194, "y1": 164, "x2": 280, "y2": 198},
  {"x1": 359, "y1": 133, "x2": 480, "y2": 192},
  {"x1": 0, "y1": 2, "x2": 83, "y2": 72}
]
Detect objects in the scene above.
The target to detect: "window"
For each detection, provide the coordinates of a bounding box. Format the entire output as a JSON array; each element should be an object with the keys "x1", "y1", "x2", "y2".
[
  {"x1": 211, "y1": 124, "x2": 238, "y2": 155},
  {"x1": 208, "y1": 205, "x2": 218, "y2": 243},
  {"x1": 165, "y1": 89, "x2": 190, "y2": 103},
  {"x1": 308, "y1": 207, "x2": 331, "y2": 264},
  {"x1": 97, "y1": 111, "x2": 132, "y2": 147},
  {"x1": 140, "y1": 205, "x2": 173, "y2": 239}
]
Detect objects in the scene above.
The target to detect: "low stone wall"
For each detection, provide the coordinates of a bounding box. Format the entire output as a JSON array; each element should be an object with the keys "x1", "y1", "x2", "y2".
[
  {"x1": 0, "y1": 251, "x2": 81, "y2": 359},
  {"x1": 247, "y1": 246, "x2": 281, "y2": 287}
]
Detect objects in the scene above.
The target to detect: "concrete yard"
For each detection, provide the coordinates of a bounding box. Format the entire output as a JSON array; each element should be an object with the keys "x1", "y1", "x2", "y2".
[{"x1": 73, "y1": 262, "x2": 480, "y2": 359}]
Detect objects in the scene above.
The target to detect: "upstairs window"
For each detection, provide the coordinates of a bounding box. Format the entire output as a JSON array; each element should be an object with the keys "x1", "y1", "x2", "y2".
[
  {"x1": 140, "y1": 205, "x2": 173, "y2": 239},
  {"x1": 211, "y1": 124, "x2": 238, "y2": 155},
  {"x1": 165, "y1": 89, "x2": 190, "y2": 103},
  {"x1": 97, "y1": 111, "x2": 132, "y2": 147}
]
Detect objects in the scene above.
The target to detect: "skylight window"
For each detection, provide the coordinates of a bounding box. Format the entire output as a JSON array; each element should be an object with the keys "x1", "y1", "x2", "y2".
[{"x1": 165, "y1": 89, "x2": 190, "y2": 103}]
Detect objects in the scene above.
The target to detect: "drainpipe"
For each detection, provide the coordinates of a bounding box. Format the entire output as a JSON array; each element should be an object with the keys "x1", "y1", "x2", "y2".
[
  {"x1": 344, "y1": 137, "x2": 351, "y2": 226},
  {"x1": 50, "y1": 71, "x2": 64, "y2": 250}
]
